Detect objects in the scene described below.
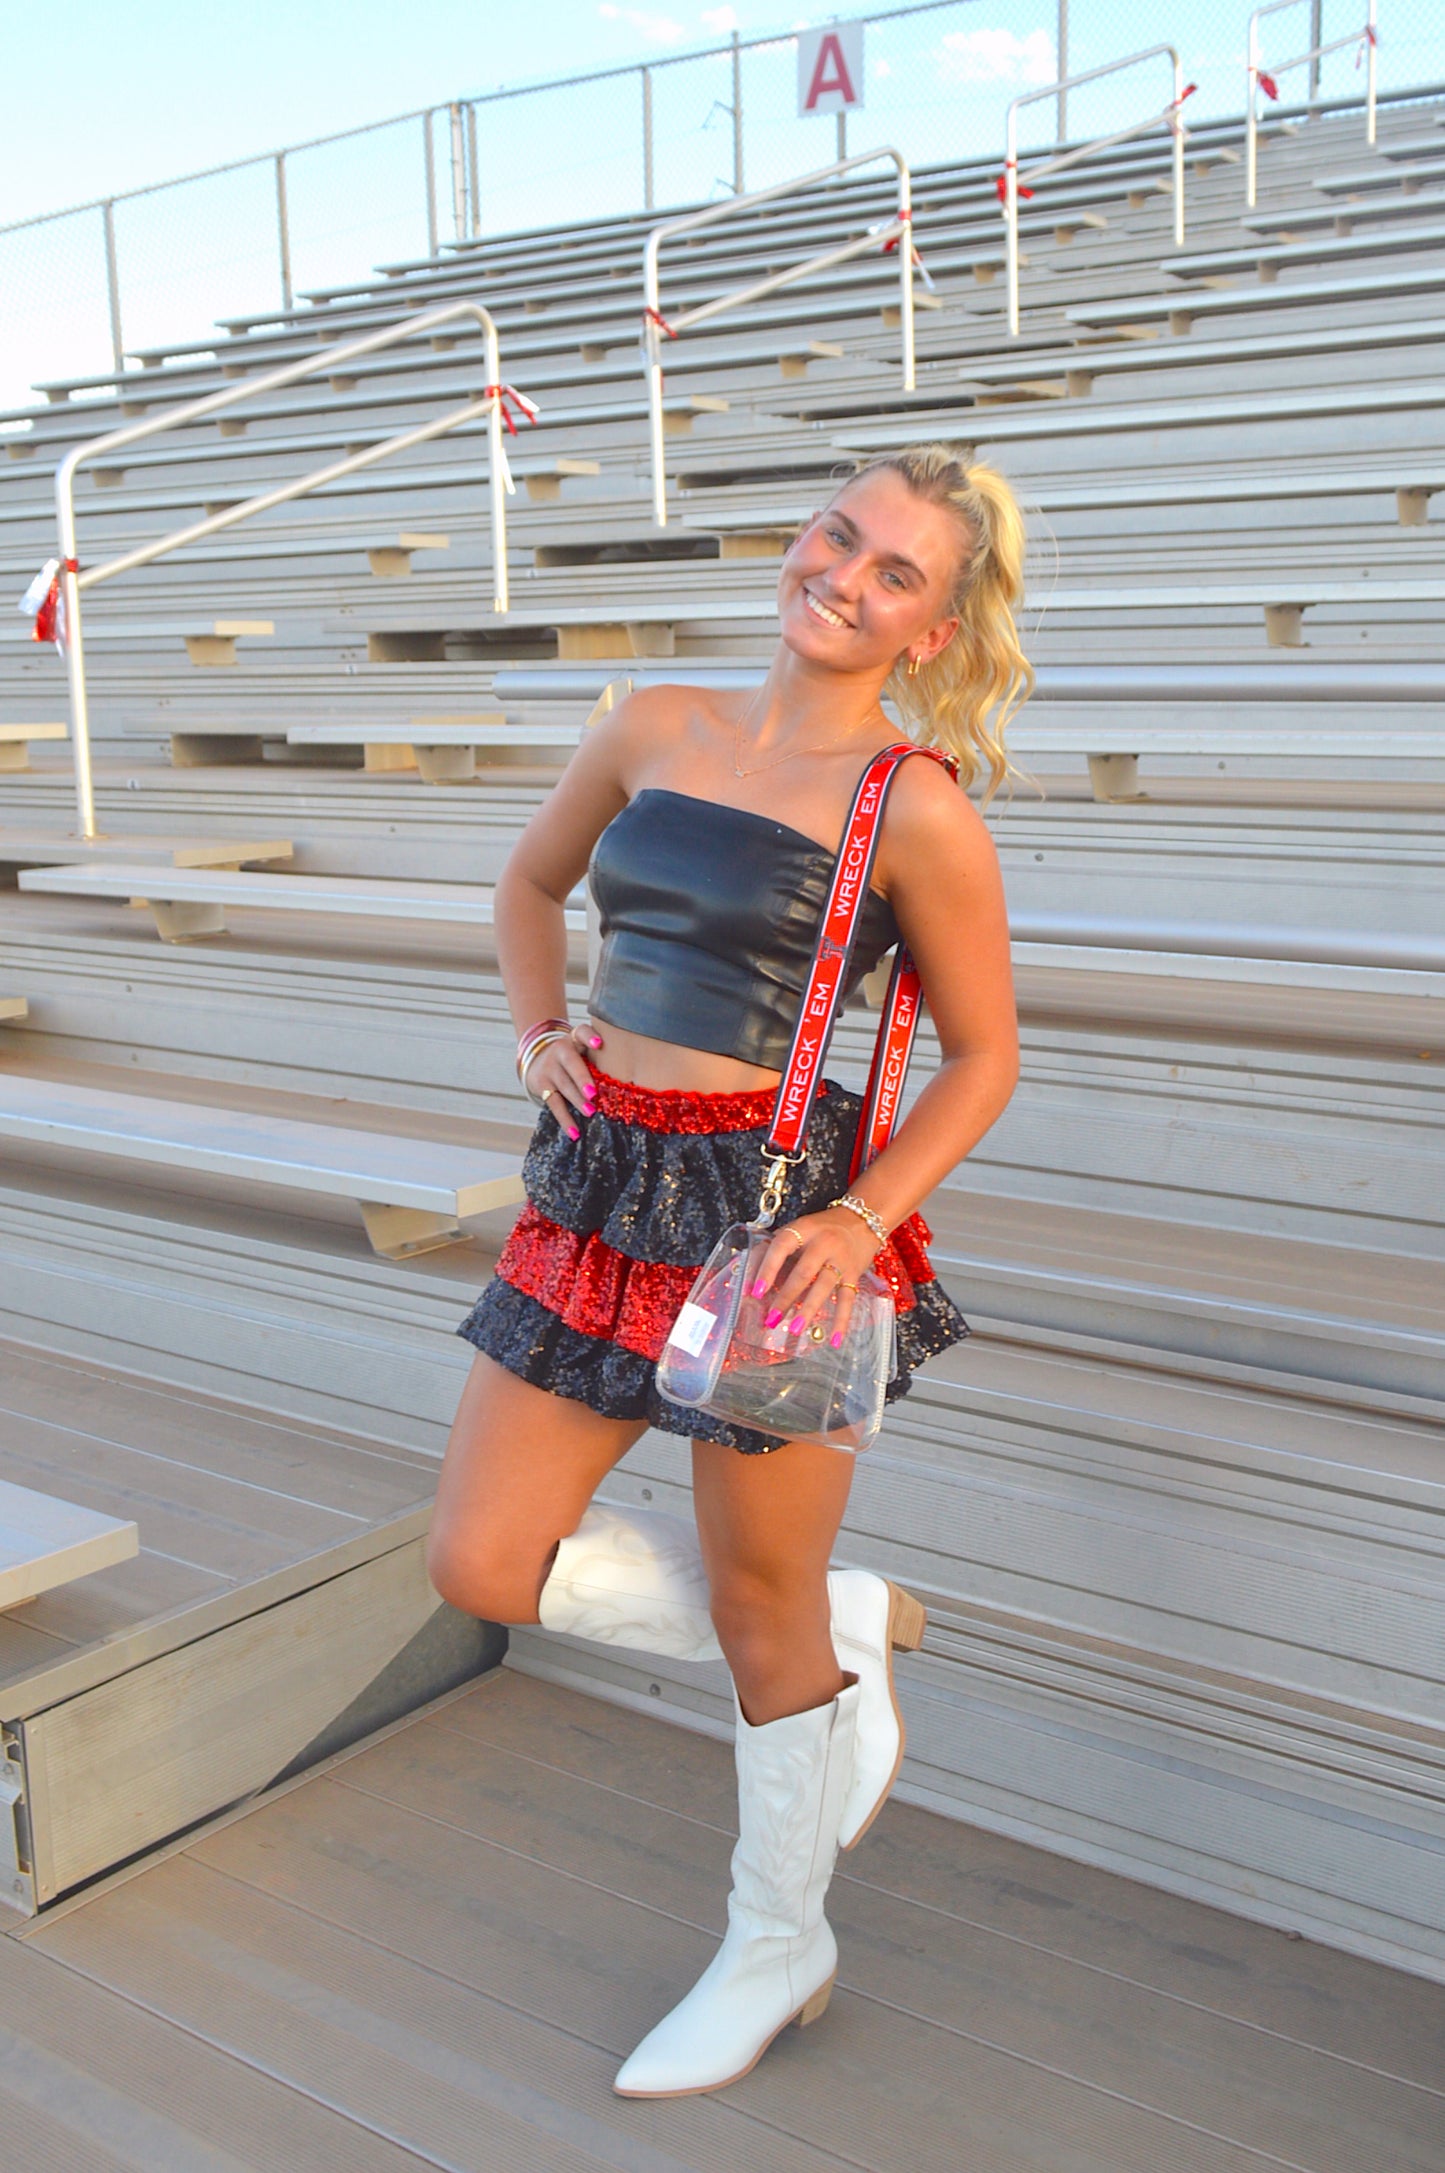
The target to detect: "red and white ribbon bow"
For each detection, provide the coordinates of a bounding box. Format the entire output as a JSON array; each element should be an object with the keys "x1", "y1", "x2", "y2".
[
  {"x1": 1169, "y1": 81, "x2": 1198, "y2": 136},
  {"x1": 1356, "y1": 23, "x2": 1377, "y2": 66},
  {"x1": 880, "y1": 210, "x2": 936, "y2": 290},
  {"x1": 1256, "y1": 67, "x2": 1281, "y2": 100},
  {"x1": 995, "y1": 160, "x2": 1034, "y2": 205},
  {"x1": 19, "y1": 556, "x2": 74, "y2": 652},
  {"x1": 482, "y1": 383, "x2": 539, "y2": 495}
]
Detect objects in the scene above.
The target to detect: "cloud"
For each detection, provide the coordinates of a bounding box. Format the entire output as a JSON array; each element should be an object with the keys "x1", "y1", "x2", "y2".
[
  {"x1": 700, "y1": 5, "x2": 739, "y2": 27},
  {"x1": 936, "y1": 28, "x2": 1057, "y2": 85},
  {"x1": 597, "y1": 4, "x2": 688, "y2": 43}
]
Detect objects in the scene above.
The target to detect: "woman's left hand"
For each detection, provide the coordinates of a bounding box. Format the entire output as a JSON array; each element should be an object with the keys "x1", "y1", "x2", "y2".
[{"x1": 749, "y1": 1208, "x2": 882, "y2": 1350}]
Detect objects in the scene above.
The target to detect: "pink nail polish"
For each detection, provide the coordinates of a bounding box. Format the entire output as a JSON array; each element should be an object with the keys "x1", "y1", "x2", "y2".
[
  {"x1": 830, "y1": 1331, "x2": 844, "y2": 1349},
  {"x1": 764, "y1": 1309, "x2": 782, "y2": 1329},
  {"x1": 568, "y1": 1126, "x2": 580, "y2": 1141},
  {"x1": 590, "y1": 1035, "x2": 603, "y2": 1048},
  {"x1": 749, "y1": 1277, "x2": 767, "y2": 1299},
  {"x1": 789, "y1": 1315, "x2": 805, "y2": 1335}
]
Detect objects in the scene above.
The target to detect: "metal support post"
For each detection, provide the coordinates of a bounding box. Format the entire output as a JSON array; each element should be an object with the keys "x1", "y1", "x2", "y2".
[
  {"x1": 275, "y1": 153, "x2": 293, "y2": 312},
  {"x1": 731, "y1": 31, "x2": 744, "y2": 195},
  {"x1": 1366, "y1": 0, "x2": 1378, "y2": 145},
  {"x1": 1057, "y1": 0, "x2": 1069, "y2": 142},
  {"x1": 449, "y1": 104, "x2": 467, "y2": 241},
  {"x1": 466, "y1": 103, "x2": 481, "y2": 236},
  {"x1": 644, "y1": 147, "x2": 913, "y2": 524},
  {"x1": 1005, "y1": 47, "x2": 1188, "y2": 336},
  {"x1": 423, "y1": 109, "x2": 438, "y2": 257},
  {"x1": 49, "y1": 297, "x2": 515, "y2": 842},
  {"x1": 836, "y1": 109, "x2": 847, "y2": 162},
  {"x1": 101, "y1": 200, "x2": 123, "y2": 371},
  {"x1": 641, "y1": 67, "x2": 654, "y2": 211},
  {"x1": 1308, "y1": 0, "x2": 1323, "y2": 104}
]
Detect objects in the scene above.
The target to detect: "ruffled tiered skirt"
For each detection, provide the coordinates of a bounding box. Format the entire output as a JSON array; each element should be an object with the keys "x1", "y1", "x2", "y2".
[{"x1": 457, "y1": 1067, "x2": 968, "y2": 1453}]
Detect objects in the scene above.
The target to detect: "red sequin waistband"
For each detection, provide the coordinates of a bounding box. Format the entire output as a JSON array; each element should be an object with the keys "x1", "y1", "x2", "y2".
[{"x1": 588, "y1": 1066, "x2": 830, "y2": 1135}]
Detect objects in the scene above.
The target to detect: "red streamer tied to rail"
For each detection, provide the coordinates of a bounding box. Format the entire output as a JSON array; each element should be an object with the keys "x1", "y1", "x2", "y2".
[
  {"x1": 995, "y1": 165, "x2": 1034, "y2": 204},
  {"x1": 28, "y1": 557, "x2": 76, "y2": 648},
  {"x1": 483, "y1": 384, "x2": 539, "y2": 436},
  {"x1": 1357, "y1": 25, "x2": 1377, "y2": 65},
  {"x1": 1257, "y1": 69, "x2": 1280, "y2": 100},
  {"x1": 642, "y1": 305, "x2": 677, "y2": 340}
]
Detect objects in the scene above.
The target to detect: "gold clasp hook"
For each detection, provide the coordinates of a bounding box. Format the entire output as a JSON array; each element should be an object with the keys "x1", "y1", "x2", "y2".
[{"x1": 757, "y1": 1145, "x2": 807, "y2": 1225}]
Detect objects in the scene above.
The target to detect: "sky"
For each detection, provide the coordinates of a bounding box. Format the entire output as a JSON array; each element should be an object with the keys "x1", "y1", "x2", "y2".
[
  {"x1": 0, "y1": 1, "x2": 1435, "y2": 408},
  {"x1": 4, "y1": 0, "x2": 1415, "y2": 224}
]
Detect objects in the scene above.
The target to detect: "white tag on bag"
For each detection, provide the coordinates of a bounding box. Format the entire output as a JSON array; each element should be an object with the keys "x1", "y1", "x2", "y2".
[{"x1": 668, "y1": 1302, "x2": 717, "y2": 1357}]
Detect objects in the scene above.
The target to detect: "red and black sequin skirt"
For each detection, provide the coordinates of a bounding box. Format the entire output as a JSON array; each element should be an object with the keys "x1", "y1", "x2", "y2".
[{"x1": 456, "y1": 1066, "x2": 968, "y2": 1454}]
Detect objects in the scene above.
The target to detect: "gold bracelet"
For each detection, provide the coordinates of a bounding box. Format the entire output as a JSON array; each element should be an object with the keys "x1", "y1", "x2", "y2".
[{"x1": 829, "y1": 1192, "x2": 889, "y2": 1247}]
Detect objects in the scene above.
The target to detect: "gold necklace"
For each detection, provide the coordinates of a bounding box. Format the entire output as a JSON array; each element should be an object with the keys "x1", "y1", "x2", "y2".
[{"x1": 730, "y1": 684, "x2": 880, "y2": 777}]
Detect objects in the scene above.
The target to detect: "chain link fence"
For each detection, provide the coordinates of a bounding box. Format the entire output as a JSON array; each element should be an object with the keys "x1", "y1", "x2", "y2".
[{"x1": 1, "y1": 0, "x2": 1440, "y2": 415}]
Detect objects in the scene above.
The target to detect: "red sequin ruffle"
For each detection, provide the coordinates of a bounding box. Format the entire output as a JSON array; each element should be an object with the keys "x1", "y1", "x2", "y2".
[
  {"x1": 588, "y1": 1067, "x2": 821, "y2": 1135},
  {"x1": 495, "y1": 1201, "x2": 936, "y2": 1362}
]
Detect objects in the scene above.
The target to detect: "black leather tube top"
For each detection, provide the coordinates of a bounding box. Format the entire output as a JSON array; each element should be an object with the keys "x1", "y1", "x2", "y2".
[{"x1": 586, "y1": 787, "x2": 901, "y2": 1070}]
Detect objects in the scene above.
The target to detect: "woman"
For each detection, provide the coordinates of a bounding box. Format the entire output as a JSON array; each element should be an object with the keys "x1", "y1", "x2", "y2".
[{"x1": 427, "y1": 443, "x2": 1028, "y2": 2098}]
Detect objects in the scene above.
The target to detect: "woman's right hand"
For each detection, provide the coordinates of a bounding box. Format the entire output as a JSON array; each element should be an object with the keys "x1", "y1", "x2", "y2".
[{"x1": 527, "y1": 1023, "x2": 603, "y2": 1140}]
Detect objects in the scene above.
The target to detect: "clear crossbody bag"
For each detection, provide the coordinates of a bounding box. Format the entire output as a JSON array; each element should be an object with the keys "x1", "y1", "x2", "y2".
[{"x1": 656, "y1": 744, "x2": 952, "y2": 1453}]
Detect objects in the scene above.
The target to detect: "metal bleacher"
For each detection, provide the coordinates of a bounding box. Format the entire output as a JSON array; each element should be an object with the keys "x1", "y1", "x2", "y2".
[{"x1": 0, "y1": 81, "x2": 1443, "y2": 2026}]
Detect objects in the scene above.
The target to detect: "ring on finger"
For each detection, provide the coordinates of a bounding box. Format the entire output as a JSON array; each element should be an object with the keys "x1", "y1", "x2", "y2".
[{"x1": 776, "y1": 1229, "x2": 805, "y2": 1253}]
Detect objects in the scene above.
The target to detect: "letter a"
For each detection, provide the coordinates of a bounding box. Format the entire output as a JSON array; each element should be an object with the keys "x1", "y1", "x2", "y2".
[{"x1": 805, "y1": 32, "x2": 856, "y2": 111}]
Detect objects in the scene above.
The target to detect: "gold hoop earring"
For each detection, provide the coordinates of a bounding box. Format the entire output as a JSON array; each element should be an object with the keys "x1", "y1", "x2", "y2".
[{"x1": 906, "y1": 655, "x2": 921, "y2": 678}]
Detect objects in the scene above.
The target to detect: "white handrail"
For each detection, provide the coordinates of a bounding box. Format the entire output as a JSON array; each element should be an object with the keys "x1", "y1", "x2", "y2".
[
  {"x1": 1002, "y1": 46, "x2": 1192, "y2": 338},
  {"x1": 1246, "y1": 0, "x2": 1378, "y2": 206},
  {"x1": 47, "y1": 300, "x2": 526, "y2": 841},
  {"x1": 642, "y1": 148, "x2": 915, "y2": 526}
]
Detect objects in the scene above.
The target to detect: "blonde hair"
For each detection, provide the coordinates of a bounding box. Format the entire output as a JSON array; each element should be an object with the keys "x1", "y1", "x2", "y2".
[{"x1": 837, "y1": 444, "x2": 1033, "y2": 802}]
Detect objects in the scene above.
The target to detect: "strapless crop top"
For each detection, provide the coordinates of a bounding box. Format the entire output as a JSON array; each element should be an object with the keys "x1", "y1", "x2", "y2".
[{"x1": 586, "y1": 786, "x2": 900, "y2": 1071}]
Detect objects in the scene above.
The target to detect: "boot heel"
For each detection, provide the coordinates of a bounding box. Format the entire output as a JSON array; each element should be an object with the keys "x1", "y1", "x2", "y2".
[
  {"x1": 887, "y1": 1582, "x2": 927, "y2": 1653},
  {"x1": 796, "y1": 1976, "x2": 835, "y2": 2028}
]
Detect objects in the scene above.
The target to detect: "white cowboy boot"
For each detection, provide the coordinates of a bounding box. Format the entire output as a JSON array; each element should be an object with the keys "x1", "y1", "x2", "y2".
[
  {"x1": 536, "y1": 1506, "x2": 925, "y2": 1843},
  {"x1": 828, "y1": 1567, "x2": 926, "y2": 1849},
  {"x1": 613, "y1": 1679, "x2": 860, "y2": 2098},
  {"x1": 537, "y1": 1501, "x2": 723, "y2": 1660}
]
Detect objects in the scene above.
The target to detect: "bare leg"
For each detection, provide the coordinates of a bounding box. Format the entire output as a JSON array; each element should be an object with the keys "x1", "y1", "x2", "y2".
[
  {"x1": 426, "y1": 1353, "x2": 646, "y2": 1623},
  {"x1": 692, "y1": 1436, "x2": 855, "y2": 1725}
]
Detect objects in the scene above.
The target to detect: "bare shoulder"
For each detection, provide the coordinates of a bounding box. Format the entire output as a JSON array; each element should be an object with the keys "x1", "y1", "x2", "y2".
[
  {"x1": 576, "y1": 679, "x2": 729, "y2": 789},
  {"x1": 879, "y1": 748, "x2": 1001, "y2": 888}
]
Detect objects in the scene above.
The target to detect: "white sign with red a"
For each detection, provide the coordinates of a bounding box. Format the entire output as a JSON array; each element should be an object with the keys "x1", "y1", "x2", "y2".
[{"x1": 797, "y1": 21, "x2": 864, "y2": 117}]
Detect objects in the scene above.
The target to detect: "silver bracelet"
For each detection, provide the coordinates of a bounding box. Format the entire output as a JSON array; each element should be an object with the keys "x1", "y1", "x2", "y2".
[{"x1": 829, "y1": 1192, "x2": 889, "y2": 1247}]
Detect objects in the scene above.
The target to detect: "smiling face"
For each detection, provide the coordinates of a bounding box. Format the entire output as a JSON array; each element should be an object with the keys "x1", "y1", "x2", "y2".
[{"x1": 776, "y1": 467, "x2": 969, "y2": 679}]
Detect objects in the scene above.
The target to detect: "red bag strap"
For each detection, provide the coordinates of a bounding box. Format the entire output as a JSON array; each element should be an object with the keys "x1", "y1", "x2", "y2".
[{"x1": 765, "y1": 741, "x2": 954, "y2": 1170}]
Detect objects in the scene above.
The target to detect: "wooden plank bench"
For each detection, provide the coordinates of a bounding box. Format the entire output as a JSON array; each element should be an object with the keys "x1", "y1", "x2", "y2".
[
  {"x1": 0, "y1": 834, "x2": 293, "y2": 872},
  {"x1": 1009, "y1": 578, "x2": 1445, "y2": 648},
  {"x1": 1245, "y1": 194, "x2": 1445, "y2": 239},
  {"x1": 951, "y1": 312, "x2": 1445, "y2": 400},
  {"x1": 691, "y1": 463, "x2": 1445, "y2": 531},
  {"x1": 112, "y1": 711, "x2": 564, "y2": 774},
  {"x1": 16, "y1": 862, "x2": 587, "y2": 942},
  {"x1": 1163, "y1": 219, "x2": 1445, "y2": 284},
  {"x1": 345, "y1": 596, "x2": 778, "y2": 662},
  {"x1": 0, "y1": 999, "x2": 27, "y2": 1023},
  {"x1": 0, "y1": 1073, "x2": 525, "y2": 1258},
  {"x1": 832, "y1": 377, "x2": 1445, "y2": 452},
  {"x1": 0, "y1": 1476, "x2": 138, "y2": 1613},
  {"x1": 0, "y1": 724, "x2": 66, "y2": 772},
  {"x1": 492, "y1": 663, "x2": 1445, "y2": 797},
  {"x1": 0, "y1": 619, "x2": 273, "y2": 667},
  {"x1": 284, "y1": 716, "x2": 577, "y2": 780},
  {"x1": 1315, "y1": 157, "x2": 1445, "y2": 197},
  {"x1": 1066, "y1": 263, "x2": 1445, "y2": 335}
]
